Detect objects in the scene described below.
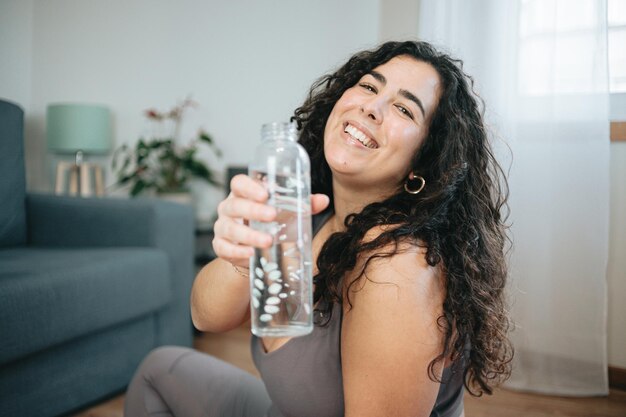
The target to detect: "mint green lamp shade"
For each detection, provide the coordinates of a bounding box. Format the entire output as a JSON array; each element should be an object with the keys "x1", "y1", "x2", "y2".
[{"x1": 47, "y1": 103, "x2": 112, "y2": 154}]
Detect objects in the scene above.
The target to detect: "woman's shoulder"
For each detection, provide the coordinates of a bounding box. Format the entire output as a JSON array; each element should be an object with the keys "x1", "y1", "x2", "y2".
[
  {"x1": 361, "y1": 224, "x2": 427, "y2": 253},
  {"x1": 344, "y1": 223, "x2": 445, "y2": 310},
  {"x1": 358, "y1": 224, "x2": 437, "y2": 276}
]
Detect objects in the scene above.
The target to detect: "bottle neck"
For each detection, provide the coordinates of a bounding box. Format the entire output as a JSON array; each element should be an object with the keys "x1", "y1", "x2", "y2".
[{"x1": 261, "y1": 122, "x2": 297, "y2": 142}]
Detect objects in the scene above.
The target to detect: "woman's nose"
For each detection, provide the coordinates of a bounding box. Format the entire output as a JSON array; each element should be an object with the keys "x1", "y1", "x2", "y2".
[{"x1": 360, "y1": 98, "x2": 383, "y2": 123}]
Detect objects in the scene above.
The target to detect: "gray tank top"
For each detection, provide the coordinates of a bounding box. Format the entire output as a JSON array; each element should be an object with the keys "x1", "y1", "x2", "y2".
[{"x1": 251, "y1": 213, "x2": 466, "y2": 417}]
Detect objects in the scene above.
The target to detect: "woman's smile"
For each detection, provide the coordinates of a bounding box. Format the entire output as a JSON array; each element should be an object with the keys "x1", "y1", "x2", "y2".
[{"x1": 343, "y1": 122, "x2": 379, "y2": 149}]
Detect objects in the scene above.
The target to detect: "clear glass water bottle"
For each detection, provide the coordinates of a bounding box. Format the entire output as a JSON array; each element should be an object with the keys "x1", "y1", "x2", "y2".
[{"x1": 248, "y1": 122, "x2": 313, "y2": 338}]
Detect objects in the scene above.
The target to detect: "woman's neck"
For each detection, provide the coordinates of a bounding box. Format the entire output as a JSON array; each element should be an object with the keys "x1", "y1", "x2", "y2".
[{"x1": 330, "y1": 178, "x2": 394, "y2": 232}]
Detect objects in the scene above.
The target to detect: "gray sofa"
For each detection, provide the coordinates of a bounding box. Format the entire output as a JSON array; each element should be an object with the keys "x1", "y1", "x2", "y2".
[{"x1": 0, "y1": 99, "x2": 195, "y2": 417}]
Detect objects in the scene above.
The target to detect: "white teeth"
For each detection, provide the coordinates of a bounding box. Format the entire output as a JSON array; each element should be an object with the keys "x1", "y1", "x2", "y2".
[{"x1": 344, "y1": 124, "x2": 377, "y2": 149}]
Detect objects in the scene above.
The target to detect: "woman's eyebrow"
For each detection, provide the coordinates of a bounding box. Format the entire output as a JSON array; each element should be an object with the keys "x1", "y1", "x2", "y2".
[
  {"x1": 369, "y1": 70, "x2": 426, "y2": 118},
  {"x1": 370, "y1": 70, "x2": 387, "y2": 84},
  {"x1": 399, "y1": 89, "x2": 425, "y2": 118}
]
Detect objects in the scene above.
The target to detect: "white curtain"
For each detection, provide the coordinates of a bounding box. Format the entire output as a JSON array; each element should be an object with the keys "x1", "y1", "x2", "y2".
[{"x1": 419, "y1": 0, "x2": 610, "y2": 396}]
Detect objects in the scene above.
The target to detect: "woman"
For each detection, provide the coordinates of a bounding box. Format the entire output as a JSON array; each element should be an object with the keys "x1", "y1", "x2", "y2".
[{"x1": 124, "y1": 40, "x2": 513, "y2": 417}]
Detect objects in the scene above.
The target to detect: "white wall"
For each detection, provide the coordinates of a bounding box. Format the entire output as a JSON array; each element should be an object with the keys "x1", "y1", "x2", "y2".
[
  {"x1": 0, "y1": 0, "x2": 33, "y2": 108},
  {"x1": 379, "y1": 0, "x2": 420, "y2": 42},
  {"x1": 0, "y1": 0, "x2": 38, "y2": 182},
  {"x1": 14, "y1": 0, "x2": 379, "y2": 220}
]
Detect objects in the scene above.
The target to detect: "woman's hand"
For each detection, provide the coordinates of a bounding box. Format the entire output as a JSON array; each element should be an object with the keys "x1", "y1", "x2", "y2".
[{"x1": 212, "y1": 174, "x2": 330, "y2": 269}]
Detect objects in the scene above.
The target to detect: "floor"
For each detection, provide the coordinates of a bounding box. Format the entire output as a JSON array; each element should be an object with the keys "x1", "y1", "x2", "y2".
[{"x1": 74, "y1": 325, "x2": 626, "y2": 417}]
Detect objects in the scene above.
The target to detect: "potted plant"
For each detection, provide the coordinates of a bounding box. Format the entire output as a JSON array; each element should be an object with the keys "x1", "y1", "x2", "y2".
[{"x1": 112, "y1": 98, "x2": 222, "y2": 203}]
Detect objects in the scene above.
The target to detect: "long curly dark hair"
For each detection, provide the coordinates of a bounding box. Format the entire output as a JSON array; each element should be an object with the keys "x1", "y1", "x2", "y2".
[{"x1": 292, "y1": 41, "x2": 513, "y2": 396}]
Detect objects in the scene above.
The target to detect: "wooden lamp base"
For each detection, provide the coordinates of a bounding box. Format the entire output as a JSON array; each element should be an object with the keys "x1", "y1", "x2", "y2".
[{"x1": 54, "y1": 161, "x2": 104, "y2": 197}]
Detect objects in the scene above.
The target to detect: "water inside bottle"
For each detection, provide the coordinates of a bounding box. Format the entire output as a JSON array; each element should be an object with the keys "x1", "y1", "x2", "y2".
[{"x1": 249, "y1": 170, "x2": 313, "y2": 337}]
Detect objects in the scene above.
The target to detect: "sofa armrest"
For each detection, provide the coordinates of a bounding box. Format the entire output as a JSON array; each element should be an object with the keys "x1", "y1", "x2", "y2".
[
  {"x1": 26, "y1": 193, "x2": 193, "y2": 249},
  {"x1": 26, "y1": 192, "x2": 195, "y2": 346}
]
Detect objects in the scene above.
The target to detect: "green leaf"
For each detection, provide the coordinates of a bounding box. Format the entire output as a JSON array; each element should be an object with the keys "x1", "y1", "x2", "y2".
[
  {"x1": 199, "y1": 131, "x2": 223, "y2": 157},
  {"x1": 151, "y1": 139, "x2": 171, "y2": 149},
  {"x1": 199, "y1": 131, "x2": 214, "y2": 144},
  {"x1": 188, "y1": 160, "x2": 210, "y2": 178},
  {"x1": 121, "y1": 155, "x2": 131, "y2": 171},
  {"x1": 130, "y1": 180, "x2": 147, "y2": 196},
  {"x1": 117, "y1": 174, "x2": 134, "y2": 185}
]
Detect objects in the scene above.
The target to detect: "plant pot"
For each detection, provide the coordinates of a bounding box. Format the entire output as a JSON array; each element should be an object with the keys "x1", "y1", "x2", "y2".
[{"x1": 157, "y1": 191, "x2": 193, "y2": 206}]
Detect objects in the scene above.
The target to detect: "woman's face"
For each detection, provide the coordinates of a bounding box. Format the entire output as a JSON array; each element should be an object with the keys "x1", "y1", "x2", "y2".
[{"x1": 323, "y1": 55, "x2": 442, "y2": 194}]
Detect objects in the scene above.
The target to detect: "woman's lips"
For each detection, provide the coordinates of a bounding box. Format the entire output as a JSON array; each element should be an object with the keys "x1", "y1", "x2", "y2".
[{"x1": 342, "y1": 122, "x2": 379, "y2": 149}]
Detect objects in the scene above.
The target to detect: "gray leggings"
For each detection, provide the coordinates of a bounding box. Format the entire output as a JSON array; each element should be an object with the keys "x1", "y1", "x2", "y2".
[{"x1": 124, "y1": 346, "x2": 272, "y2": 417}]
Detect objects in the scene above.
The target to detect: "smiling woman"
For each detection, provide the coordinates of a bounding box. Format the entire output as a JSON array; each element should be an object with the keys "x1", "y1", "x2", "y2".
[{"x1": 124, "y1": 40, "x2": 513, "y2": 417}]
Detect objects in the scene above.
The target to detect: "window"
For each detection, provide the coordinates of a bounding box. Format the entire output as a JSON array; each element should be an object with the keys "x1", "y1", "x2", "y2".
[
  {"x1": 518, "y1": 0, "x2": 626, "y2": 120},
  {"x1": 609, "y1": 0, "x2": 626, "y2": 120},
  {"x1": 609, "y1": 0, "x2": 626, "y2": 93}
]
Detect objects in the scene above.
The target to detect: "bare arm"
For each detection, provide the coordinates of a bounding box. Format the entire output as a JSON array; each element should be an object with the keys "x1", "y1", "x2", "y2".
[
  {"x1": 191, "y1": 258, "x2": 253, "y2": 332},
  {"x1": 342, "y1": 233, "x2": 447, "y2": 417}
]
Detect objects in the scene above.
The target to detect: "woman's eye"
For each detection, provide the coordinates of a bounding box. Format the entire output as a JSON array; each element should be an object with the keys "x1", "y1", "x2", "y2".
[
  {"x1": 396, "y1": 105, "x2": 414, "y2": 120},
  {"x1": 359, "y1": 83, "x2": 377, "y2": 93}
]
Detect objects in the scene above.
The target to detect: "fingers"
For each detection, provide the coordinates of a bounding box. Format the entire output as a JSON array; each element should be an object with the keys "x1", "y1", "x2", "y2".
[
  {"x1": 213, "y1": 203, "x2": 274, "y2": 263},
  {"x1": 311, "y1": 194, "x2": 330, "y2": 215},
  {"x1": 212, "y1": 237, "x2": 254, "y2": 265},
  {"x1": 212, "y1": 221, "x2": 268, "y2": 266},
  {"x1": 212, "y1": 175, "x2": 331, "y2": 266},
  {"x1": 217, "y1": 197, "x2": 276, "y2": 223},
  {"x1": 213, "y1": 218, "x2": 272, "y2": 248},
  {"x1": 230, "y1": 174, "x2": 268, "y2": 202},
  {"x1": 212, "y1": 174, "x2": 275, "y2": 264}
]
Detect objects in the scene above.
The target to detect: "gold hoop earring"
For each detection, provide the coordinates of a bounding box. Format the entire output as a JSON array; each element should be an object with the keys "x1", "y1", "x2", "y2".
[{"x1": 404, "y1": 173, "x2": 425, "y2": 195}]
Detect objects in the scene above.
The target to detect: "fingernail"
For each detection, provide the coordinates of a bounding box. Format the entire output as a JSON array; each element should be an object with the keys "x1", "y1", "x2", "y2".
[{"x1": 265, "y1": 208, "x2": 276, "y2": 219}]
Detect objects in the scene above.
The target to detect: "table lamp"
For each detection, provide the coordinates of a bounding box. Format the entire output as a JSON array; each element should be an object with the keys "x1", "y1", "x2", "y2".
[{"x1": 47, "y1": 103, "x2": 112, "y2": 196}]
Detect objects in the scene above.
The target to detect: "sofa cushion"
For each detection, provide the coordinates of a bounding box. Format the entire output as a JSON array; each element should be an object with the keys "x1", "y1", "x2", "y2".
[
  {"x1": 0, "y1": 100, "x2": 26, "y2": 247},
  {"x1": 0, "y1": 247, "x2": 171, "y2": 365},
  {"x1": 0, "y1": 316, "x2": 157, "y2": 417}
]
